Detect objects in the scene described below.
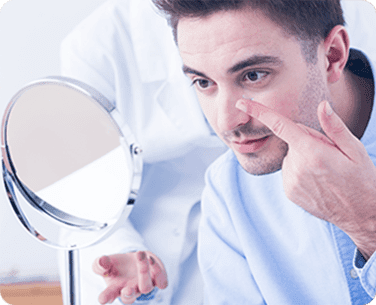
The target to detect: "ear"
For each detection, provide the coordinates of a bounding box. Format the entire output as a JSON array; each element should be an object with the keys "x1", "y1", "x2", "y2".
[{"x1": 324, "y1": 25, "x2": 350, "y2": 83}]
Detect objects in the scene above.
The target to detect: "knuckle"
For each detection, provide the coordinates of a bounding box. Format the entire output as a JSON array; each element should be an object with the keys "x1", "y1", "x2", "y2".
[
  {"x1": 138, "y1": 264, "x2": 150, "y2": 274},
  {"x1": 137, "y1": 251, "x2": 147, "y2": 261},
  {"x1": 151, "y1": 263, "x2": 162, "y2": 275},
  {"x1": 270, "y1": 119, "x2": 285, "y2": 137}
]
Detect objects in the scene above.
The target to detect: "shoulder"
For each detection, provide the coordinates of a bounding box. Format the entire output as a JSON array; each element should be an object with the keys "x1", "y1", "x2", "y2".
[
  {"x1": 200, "y1": 150, "x2": 242, "y2": 239},
  {"x1": 204, "y1": 149, "x2": 283, "y2": 206},
  {"x1": 61, "y1": 0, "x2": 178, "y2": 83},
  {"x1": 62, "y1": 0, "x2": 130, "y2": 48},
  {"x1": 203, "y1": 150, "x2": 246, "y2": 208}
]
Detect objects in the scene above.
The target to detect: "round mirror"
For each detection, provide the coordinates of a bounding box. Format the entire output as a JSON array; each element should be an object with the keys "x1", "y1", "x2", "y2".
[{"x1": 1, "y1": 76, "x2": 142, "y2": 250}]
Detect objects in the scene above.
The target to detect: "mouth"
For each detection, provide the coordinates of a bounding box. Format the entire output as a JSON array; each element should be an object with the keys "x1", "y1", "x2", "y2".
[{"x1": 231, "y1": 135, "x2": 271, "y2": 154}]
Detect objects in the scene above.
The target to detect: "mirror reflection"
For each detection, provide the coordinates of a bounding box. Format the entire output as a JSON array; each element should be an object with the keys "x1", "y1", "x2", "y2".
[{"x1": 2, "y1": 77, "x2": 142, "y2": 249}]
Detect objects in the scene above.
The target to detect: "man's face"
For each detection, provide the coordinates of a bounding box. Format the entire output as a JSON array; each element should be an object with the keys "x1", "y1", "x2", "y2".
[{"x1": 178, "y1": 8, "x2": 331, "y2": 175}]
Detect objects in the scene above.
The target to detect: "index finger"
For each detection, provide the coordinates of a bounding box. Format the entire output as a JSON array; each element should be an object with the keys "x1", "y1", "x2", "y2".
[{"x1": 236, "y1": 99, "x2": 308, "y2": 145}]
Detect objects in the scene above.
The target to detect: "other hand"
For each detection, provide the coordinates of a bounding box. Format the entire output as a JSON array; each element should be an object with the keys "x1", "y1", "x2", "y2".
[{"x1": 92, "y1": 251, "x2": 168, "y2": 304}]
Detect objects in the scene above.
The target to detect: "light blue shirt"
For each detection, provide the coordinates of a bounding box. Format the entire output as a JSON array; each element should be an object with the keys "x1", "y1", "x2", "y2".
[{"x1": 198, "y1": 49, "x2": 376, "y2": 304}]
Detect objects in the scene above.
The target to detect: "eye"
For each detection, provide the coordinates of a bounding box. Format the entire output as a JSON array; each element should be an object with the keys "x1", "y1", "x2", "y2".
[
  {"x1": 244, "y1": 71, "x2": 269, "y2": 83},
  {"x1": 192, "y1": 78, "x2": 214, "y2": 89}
]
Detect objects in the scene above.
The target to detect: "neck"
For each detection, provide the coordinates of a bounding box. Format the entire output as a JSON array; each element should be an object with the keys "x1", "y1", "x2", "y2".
[{"x1": 331, "y1": 68, "x2": 374, "y2": 139}]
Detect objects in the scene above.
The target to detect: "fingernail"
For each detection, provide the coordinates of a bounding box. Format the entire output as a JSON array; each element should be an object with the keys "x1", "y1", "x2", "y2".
[
  {"x1": 325, "y1": 101, "x2": 333, "y2": 116},
  {"x1": 236, "y1": 100, "x2": 247, "y2": 112},
  {"x1": 99, "y1": 256, "x2": 111, "y2": 269}
]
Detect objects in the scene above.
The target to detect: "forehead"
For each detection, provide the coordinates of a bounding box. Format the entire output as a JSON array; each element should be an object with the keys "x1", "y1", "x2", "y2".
[{"x1": 177, "y1": 8, "x2": 302, "y2": 71}]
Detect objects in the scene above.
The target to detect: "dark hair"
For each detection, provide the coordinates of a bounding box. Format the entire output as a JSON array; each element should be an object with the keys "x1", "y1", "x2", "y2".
[{"x1": 152, "y1": 0, "x2": 345, "y2": 64}]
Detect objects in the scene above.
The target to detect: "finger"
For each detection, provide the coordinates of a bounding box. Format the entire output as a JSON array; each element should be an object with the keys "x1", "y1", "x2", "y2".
[
  {"x1": 296, "y1": 123, "x2": 335, "y2": 147},
  {"x1": 317, "y1": 101, "x2": 361, "y2": 159},
  {"x1": 136, "y1": 251, "x2": 154, "y2": 294},
  {"x1": 120, "y1": 285, "x2": 138, "y2": 304},
  {"x1": 98, "y1": 285, "x2": 120, "y2": 305},
  {"x1": 236, "y1": 99, "x2": 308, "y2": 146},
  {"x1": 149, "y1": 256, "x2": 168, "y2": 289},
  {"x1": 93, "y1": 256, "x2": 112, "y2": 276}
]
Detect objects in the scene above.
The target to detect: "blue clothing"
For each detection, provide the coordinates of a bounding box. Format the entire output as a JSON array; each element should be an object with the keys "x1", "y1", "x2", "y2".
[{"x1": 198, "y1": 50, "x2": 376, "y2": 304}]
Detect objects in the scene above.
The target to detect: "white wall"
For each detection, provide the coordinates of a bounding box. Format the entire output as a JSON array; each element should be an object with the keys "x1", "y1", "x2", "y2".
[{"x1": 0, "y1": 0, "x2": 107, "y2": 283}]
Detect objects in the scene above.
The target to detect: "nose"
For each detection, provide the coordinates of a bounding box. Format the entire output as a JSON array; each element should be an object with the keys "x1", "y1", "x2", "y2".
[{"x1": 216, "y1": 87, "x2": 251, "y2": 132}]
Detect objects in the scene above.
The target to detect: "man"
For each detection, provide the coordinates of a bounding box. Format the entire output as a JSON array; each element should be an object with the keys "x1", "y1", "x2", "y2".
[{"x1": 153, "y1": 0, "x2": 376, "y2": 303}]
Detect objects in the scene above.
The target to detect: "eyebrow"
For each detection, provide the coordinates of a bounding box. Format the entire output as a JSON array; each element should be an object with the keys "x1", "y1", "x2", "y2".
[
  {"x1": 182, "y1": 55, "x2": 283, "y2": 78},
  {"x1": 182, "y1": 66, "x2": 210, "y2": 79},
  {"x1": 227, "y1": 55, "x2": 283, "y2": 74}
]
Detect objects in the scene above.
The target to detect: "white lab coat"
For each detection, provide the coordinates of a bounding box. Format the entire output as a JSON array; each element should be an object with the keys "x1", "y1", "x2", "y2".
[
  {"x1": 58, "y1": 0, "x2": 226, "y2": 304},
  {"x1": 57, "y1": 0, "x2": 376, "y2": 304}
]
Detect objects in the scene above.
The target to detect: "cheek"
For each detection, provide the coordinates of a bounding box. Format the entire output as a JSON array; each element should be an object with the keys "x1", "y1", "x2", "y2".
[
  {"x1": 198, "y1": 96, "x2": 218, "y2": 127},
  {"x1": 256, "y1": 87, "x2": 302, "y2": 120},
  {"x1": 252, "y1": 66, "x2": 307, "y2": 119}
]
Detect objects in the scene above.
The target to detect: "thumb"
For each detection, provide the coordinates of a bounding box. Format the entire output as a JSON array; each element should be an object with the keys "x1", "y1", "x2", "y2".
[
  {"x1": 318, "y1": 101, "x2": 360, "y2": 159},
  {"x1": 93, "y1": 256, "x2": 113, "y2": 276}
]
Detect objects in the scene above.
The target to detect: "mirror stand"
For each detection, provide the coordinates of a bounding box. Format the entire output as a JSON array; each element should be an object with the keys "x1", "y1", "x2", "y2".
[
  {"x1": 66, "y1": 249, "x2": 80, "y2": 305},
  {"x1": 1, "y1": 77, "x2": 143, "y2": 305}
]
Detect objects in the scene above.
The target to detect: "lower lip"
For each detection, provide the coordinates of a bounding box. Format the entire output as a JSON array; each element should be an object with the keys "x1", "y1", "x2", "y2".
[{"x1": 232, "y1": 136, "x2": 270, "y2": 154}]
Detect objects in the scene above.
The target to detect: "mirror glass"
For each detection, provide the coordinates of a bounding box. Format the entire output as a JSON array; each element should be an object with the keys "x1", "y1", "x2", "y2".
[{"x1": 1, "y1": 77, "x2": 141, "y2": 249}]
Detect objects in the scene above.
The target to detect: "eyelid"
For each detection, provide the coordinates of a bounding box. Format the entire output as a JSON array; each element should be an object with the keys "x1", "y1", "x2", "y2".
[
  {"x1": 242, "y1": 70, "x2": 270, "y2": 84},
  {"x1": 190, "y1": 78, "x2": 200, "y2": 86}
]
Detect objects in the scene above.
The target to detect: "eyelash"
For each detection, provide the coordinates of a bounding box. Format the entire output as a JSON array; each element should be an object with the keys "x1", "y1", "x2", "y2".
[{"x1": 190, "y1": 79, "x2": 213, "y2": 89}]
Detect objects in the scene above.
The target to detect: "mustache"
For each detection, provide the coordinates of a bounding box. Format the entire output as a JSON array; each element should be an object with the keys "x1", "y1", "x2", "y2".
[{"x1": 222, "y1": 121, "x2": 272, "y2": 141}]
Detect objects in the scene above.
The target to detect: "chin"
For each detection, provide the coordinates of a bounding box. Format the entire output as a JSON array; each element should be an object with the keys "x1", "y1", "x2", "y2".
[
  {"x1": 235, "y1": 141, "x2": 288, "y2": 176},
  {"x1": 240, "y1": 158, "x2": 283, "y2": 176}
]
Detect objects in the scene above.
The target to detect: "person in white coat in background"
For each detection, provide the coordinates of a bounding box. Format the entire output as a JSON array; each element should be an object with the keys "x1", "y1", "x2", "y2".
[
  {"x1": 58, "y1": 0, "x2": 376, "y2": 304},
  {"x1": 59, "y1": 0, "x2": 226, "y2": 304}
]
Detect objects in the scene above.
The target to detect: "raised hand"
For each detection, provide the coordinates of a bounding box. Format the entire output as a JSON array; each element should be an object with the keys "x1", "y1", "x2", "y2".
[
  {"x1": 236, "y1": 98, "x2": 376, "y2": 260},
  {"x1": 92, "y1": 251, "x2": 168, "y2": 304}
]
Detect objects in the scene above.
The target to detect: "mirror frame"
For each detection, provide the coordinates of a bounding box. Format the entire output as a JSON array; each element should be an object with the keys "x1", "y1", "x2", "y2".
[{"x1": 1, "y1": 76, "x2": 143, "y2": 248}]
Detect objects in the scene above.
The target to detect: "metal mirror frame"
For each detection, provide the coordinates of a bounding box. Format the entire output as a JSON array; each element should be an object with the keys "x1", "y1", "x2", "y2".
[
  {"x1": 1, "y1": 76, "x2": 143, "y2": 246},
  {"x1": 1, "y1": 76, "x2": 143, "y2": 304}
]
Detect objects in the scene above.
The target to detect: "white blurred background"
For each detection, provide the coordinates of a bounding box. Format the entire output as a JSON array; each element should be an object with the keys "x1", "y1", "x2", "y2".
[{"x1": 0, "y1": 0, "x2": 107, "y2": 284}]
